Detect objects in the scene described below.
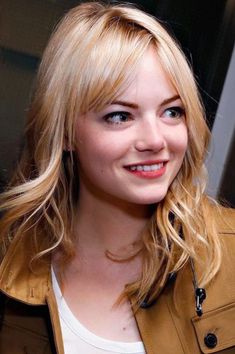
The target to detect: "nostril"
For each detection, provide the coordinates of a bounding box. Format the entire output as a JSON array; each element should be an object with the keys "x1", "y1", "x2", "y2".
[{"x1": 135, "y1": 138, "x2": 165, "y2": 152}]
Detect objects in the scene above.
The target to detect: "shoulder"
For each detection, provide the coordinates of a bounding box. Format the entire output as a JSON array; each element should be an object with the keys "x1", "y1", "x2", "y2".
[
  {"x1": 213, "y1": 205, "x2": 235, "y2": 257},
  {"x1": 201, "y1": 205, "x2": 235, "y2": 305},
  {"x1": 202, "y1": 200, "x2": 235, "y2": 245},
  {"x1": 208, "y1": 204, "x2": 235, "y2": 267},
  {"x1": 215, "y1": 205, "x2": 235, "y2": 234},
  {"x1": 200, "y1": 199, "x2": 235, "y2": 251},
  {"x1": 219, "y1": 207, "x2": 235, "y2": 279},
  {"x1": 201, "y1": 196, "x2": 235, "y2": 232},
  {"x1": 0, "y1": 233, "x2": 51, "y2": 305}
]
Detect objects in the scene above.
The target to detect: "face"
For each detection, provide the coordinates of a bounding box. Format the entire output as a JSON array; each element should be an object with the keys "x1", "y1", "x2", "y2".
[{"x1": 75, "y1": 46, "x2": 188, "y2": 205}]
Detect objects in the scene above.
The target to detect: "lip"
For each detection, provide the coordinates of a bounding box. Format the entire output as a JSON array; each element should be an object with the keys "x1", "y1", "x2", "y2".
[
  {"x1": 124, "y1": 159, "x2": 168, "y2": 167},
  {"x1": 124, "y1": 160, "x2": 168, "y2": 179}
]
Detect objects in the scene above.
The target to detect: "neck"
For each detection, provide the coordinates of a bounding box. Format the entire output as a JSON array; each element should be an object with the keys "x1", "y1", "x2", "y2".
[{"x1": 73, "y1": 186, "x2": 154, "y2": 259}]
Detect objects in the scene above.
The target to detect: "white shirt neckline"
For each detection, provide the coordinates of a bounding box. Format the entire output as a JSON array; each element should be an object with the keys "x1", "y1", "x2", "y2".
[{"x1": 51, "y1": 267, "x2": 145, "y2": 353}]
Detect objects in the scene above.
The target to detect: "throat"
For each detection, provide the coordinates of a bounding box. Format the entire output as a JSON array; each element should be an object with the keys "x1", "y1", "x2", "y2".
[{"x1": 73, "y1": 199, "x2": 153, "y2": 259}]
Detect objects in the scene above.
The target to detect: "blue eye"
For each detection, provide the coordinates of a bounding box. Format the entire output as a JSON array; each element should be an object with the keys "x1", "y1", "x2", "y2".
[
  {"x1": 163, "y1": 106, "x2": 185, "y2": 119},
  {"x1": 104, "y1": 111, "x2": 131, "y2": 124}
]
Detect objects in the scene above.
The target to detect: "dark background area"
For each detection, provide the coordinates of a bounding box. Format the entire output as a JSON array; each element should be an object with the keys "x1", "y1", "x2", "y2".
[
  {"x1": 141, "y1": 0, "x2": 235, "y2": 129},
  {"x1": 0, "y1": 0, "x2": 235, "y2": 205}
]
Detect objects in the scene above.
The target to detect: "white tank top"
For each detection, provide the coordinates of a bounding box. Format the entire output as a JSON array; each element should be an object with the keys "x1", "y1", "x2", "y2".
[{"x1": 51, "y1": 269, "x2": 146, "y2": 354}]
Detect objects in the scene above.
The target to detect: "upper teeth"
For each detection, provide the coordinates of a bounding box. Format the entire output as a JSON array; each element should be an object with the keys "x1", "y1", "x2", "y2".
[{"x1": 129, "y1": 163, "x2": 164, "y2": 171}]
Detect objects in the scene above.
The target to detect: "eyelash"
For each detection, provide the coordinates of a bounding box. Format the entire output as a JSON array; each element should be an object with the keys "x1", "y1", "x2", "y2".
[
  {"x1": 103, "y1": 111, "x2": 132, "y2": 125},
  {"x1": 103, "y1": 106, "x2": 185, "y2": 125},
  {"x1": 163, "y1": 106, "x2": 185, "y2": 119}
]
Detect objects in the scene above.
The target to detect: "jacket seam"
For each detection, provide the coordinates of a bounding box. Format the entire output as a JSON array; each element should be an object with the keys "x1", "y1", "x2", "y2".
[{"x1": 165, "y1": 296, "x2": 189, "y2": 354}]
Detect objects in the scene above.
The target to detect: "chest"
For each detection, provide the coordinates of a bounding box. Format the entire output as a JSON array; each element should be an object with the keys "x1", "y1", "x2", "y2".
[{"x1": 55, "y1": 260, "x2": 143, "y2": 343}]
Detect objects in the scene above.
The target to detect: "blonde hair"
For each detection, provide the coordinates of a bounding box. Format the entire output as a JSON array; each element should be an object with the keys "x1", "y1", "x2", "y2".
[{"x1": 0, "y1": 2, "x2": 221, "y2": 305}]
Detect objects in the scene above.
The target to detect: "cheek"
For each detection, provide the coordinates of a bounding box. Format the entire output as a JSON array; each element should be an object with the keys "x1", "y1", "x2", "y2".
[
  {"x1": 169, "y1": 126, "x2": 188, "y2": 155},
  {"x1": 76, "y1": 129, "x2": 129, "y2": 169}
]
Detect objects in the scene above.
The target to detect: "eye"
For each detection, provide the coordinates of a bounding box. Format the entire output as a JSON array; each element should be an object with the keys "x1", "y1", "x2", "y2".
[
  {"x1": 103, "y1": 111, "x2": 132, "y2": 124},
  {"x1": 163, "y1": 106, "x2": 185, "y2": 119}
]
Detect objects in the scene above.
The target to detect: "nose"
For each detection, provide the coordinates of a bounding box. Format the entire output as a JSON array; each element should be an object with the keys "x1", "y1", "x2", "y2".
[{"x1": 134, "y1": 116, "x2": 165, "y2": 152}]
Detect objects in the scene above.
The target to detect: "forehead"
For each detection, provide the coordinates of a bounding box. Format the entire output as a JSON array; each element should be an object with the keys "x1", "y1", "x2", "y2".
[
  {"x1": 76, "y1": 39, "x2": 183, "y2": 116},
  {"x1": 110, "y1": 47, "x2": 179, "y2": 106}
]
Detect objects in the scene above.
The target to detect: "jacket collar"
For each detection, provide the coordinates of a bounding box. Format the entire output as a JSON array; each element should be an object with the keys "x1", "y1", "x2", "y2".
[
  {"x1": 216, "y1": 206, "x2": 235, "y2": 233},
  {"x1": 0, "y1": 235, "x2": 65, "y2": 354},
  {"x1": 0, "y1": 234, "x2": 51, "y2": 305}
]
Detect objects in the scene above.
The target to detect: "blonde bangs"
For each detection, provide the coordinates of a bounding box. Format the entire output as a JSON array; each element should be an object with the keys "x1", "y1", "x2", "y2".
[{"x1": 74, "y1": 22, "x2": 152, "y2": 114}]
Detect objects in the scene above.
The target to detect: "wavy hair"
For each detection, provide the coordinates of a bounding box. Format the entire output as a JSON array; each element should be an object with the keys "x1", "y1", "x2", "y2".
[{"x1": 0, "y1": 2, "x2": 222, "y2": 306}]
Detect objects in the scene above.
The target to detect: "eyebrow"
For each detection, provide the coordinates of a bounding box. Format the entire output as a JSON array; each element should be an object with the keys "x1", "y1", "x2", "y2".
[
  {"x1": 110, "y1": 100, "x2": 138, "y2": 109},
  {"x1": 111, "y1": 95, "x2": 181, "y2": 109}
]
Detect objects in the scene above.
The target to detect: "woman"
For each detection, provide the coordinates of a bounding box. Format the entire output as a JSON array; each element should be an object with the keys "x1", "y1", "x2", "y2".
[{"x1": 0, "y1": 2, "x2": 234, "y2": 354}]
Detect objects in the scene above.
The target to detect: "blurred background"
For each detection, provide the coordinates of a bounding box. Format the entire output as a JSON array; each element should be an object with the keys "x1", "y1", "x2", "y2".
[{"x1": 0, "y1": 0, "x2": 235, "y2": 206}]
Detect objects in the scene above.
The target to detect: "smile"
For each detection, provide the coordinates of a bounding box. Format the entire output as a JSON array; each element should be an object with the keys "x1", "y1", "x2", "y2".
[
  {"x1": 128, "y1": 163, "x2": 164, "y2": 171},
  {"x1": 124, "y1": 161, "x2": 167, "y2": 179}
]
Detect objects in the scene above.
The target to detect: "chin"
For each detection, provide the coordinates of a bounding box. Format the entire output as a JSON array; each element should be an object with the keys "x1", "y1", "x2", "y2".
[
  {"x1": 134, "y1": 187, "x2": 170, "y2": 205},
  {"x1": 124, "y1": 191, "x2": 168, "y2": 206},
  {"x1": 139, "y1": 196, "x2": 166, "y2": 205}
]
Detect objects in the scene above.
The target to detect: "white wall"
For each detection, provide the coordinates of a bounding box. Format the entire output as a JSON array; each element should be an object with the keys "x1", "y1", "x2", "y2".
[{"x1": 206, "y1": 43, "x2": 235, "y2": 198}]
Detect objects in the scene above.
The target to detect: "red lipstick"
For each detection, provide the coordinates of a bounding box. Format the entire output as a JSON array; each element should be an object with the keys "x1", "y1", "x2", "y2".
[{"x1": 124, "y1": 161, "x2": 167, "y2": 179}]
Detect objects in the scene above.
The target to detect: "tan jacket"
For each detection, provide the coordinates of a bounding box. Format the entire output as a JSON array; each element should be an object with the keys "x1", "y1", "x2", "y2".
[{"x1": 0, "y1": 207, "x2": 235, "y2": 354}]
